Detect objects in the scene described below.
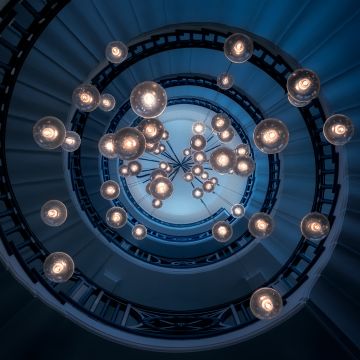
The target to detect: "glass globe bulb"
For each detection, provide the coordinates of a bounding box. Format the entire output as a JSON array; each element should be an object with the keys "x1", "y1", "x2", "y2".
[
  {"x1": 44, "y1": 252, "x2": 74, "y2": 283},
  {"x1": 153, "y1": 145, "x2": 161, "y2": 155},
  {"x1": 106, "y1": 207, "x2": 127, "y2": 229},
  {"x1": 211, "y1": 113, "x2": 231, "y2": 133},
  {"x1": 192, "y1": 121, "x2": 206, "y2": 135},
  {"x1": 159, "y1": 161, "x2": 168, "y2": 170},
  {"x1": 217, "y1": 73, "x2": 234, "y2": 90},
  {"x1": 231, "y1": 203, "x2": 245, "y2": 218},
  {"x1": 192, "y1": 164, "x2": 204, "y2": 176},
  {"x1": 190, "y1": 135, "x2": 207, "y2": 151},
  {"x1": 119, "y1": 164, "x2": 130, "y2": 177},
  {"x1": 250, "y1": 287, "x2": 283, "y2": 320},
  {"x1": 149, "y1": 177, "x2": 173, "y2": 200},
  {"x1": 234, "y1": 144, "x2": 250, "y2": 157},
  {"x1": 105, "y1": 41, "x2": 128, "y2": 64},
  {"x1": 99, "y1": 93, "x2": 116, "y2": 112},
  {"x1": 159, "y1": 144, "x2": 166, "y2": 153},
  {"x1": 287, "y1": 68, "x2": 320, "y2": 102},
  {"x1": 300, "y1": 212, "x2": 330, "y2": 241},
  {"x1": 152, "y1": 198, "x2": 163, "y2": 208},
  {"x1": 201, "y1": 171, "x2": 209, "y2": 180},
  {"x1": 165, "y1": 164, "x2": 173, "y2": 173},
  {"x1": 128, "y1": 160, "x2": 142, "y2": 176},
  {"x1": 218, "y1": 126, "x2": 235, "y2": 143},
  {"x1": 224, "y1": 33, "x2": 253, "y2": 63},
  {"x1": 193, "y1": 151, "x2": 207, "y2": 164},
  {"x1": 100, "y1": 180, "x2": 120, "y2": 200},
  {"x1": 137, "y1": 118, "x2": 165, "y2": 144},
  {"x1": 212, "y1": 221, "x2": 233, "y2": 243},
  {"x1": 98, "y1": 133, "x2": 117, "y2": 159},
  {"x1": 130, "y1": 81, "x2": 167, "y2": 118},
  {"x1": 41, "y1": 200, "x2": 67, "y2": 227},
  {"x1": 183, "y1": 148, "x2": 191, "y2": 156},
  {"x1": 162, "y1": 130, "x2": 169, "y2": 140},
  {"x1": 209, "y1": 146, "x2": 236, "y2": 174},
  {"x1": 61, "y1": 131, "x2": 81, "y2": 152},
  {"x1": 184, "y1": 172, "x2": 194, "y2": 182},
  {"x1": 33, "y1": 116, "x2": 66, "y2": 150},
  {"x1": 192, "y1": 187, "x2": 204, "y2": 199},
  {"x1": 210, "y1": 177, "x2": 218, "y2": 185},
  {"x1": 132, "y1": 224, "x2": 147, "y2": 240},
  {"x1": 145, "y1": 141, "x2": 158, "y2": 153},
  {"x1": 72, "y1": 84, "x2": 100, "y2": 112},
  {"x1": 248, "y1": 212, "x2": 274, "y2": 238},
  {"x1": 287, "y1": 93, "x2": 311, "y2": 108},
  {"x1": 323, "y1": 114, "x2": 354, "y2": 146},
  {"x1": 150, "y1": 169, "x2": 167, "y2": 181},
  {"x1": 233, "y1": 156, "x2": 255, "y2": 176},
  {"x1": 253, "y1": 118, "x2": 289, "y2": 154},
  {"x1": 203, "y1": 180, "x2": 215, "y2": 193},
  {"x1": 114, "y1": 127, "x2": 146, "y2": 160}
]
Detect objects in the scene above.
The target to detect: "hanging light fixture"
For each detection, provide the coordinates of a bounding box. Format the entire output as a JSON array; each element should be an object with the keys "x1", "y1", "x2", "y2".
[
  {"x1": 287, "y1": 68, "x2": 320, "y2": 103},
  {"x1": 323, "y1": 114, "x2": 354, "y2": 145},
  {"x1": 203, "y1": 180, "x2": 215, "y2": 192},
  {"x1": 40, "y1": 200, "x2": 67, "y2": 227},
  {"x1": 152, "y1": 198, "x2": 163, "y2": 208},
  {"x1": 106, "y1": 207, "x2": 127, "y2": 228},
  {"x1": 98, "y1": 133, "x2": 117, "y2": 159},
  {"x1": 218, "y1": 126, "x2": 235, "y2": 143},
  {"x1": 209, "y1": 146, "x2": 236, "y2": 174},
  {"x1": 234, "y1": 144, "x2": 250, "y2": 157},
  {"x1": 193, "y1": 151, "x2": 207, "y2": 164},
  {"x1": 100, "y1": 180, "x2": 120, "y2": 200},
  {"x1": 231, "y1": 203, "x2": 245, "y2": 218},
  {"x1": 119, "y1": 164, "x2": 130, "y2": 177},
  {"x1": 192, "y1": 187, "x2": 204, "y2": 199},
  {"x1": 212, "y1": 221, "x2": 233, "y2": 242},
  {"x1": 33, "y1": 116, "x2": 66, "y2": 150},
  {"x1": 99, "y1": 93, "x2": 116, "y2": 112},
  {"x1": 128, "y1": 161, "x2": 142, "y2": 176},
  {"x1": 191, "y1": 164, "x2": 204, "y2": 176},
  {"x1": 248, "y1": 212, "x2": 274, "y2": 238},
  {"x1": 233, "y1": 156, "x2": 255, "y2": 176},
  {"x1": 72, "y1": 84, "x2": 100, "y2": 112},
  {"x1": 300, "y1": 212, "x2": 330, "y2": 241},
  {"x1": 132, "y1": 224, "x2": 147, "y2": 240},
  {"x1": 61, "y1": 131, "x2": 81, "y2": 152},
  {"x1": 43, "y1": 252, "x2": 74, "y2": 283},
  {"x1": 114, "y1": 127, "x2": 146, "y2": 160},
  {"x1": 137, "y1": 118, "x2": 165, "y2": 144},
  {"x1": 183, "y1": 172, "x2": 194, "y2": 182},
  {"x1": 130, "y1": 81, "x2": 167, "y2": 118},
  {"x1": 192, "y1": 121, "x2": 206, "y2": 135},
  {"x1": 250, "y1": 287, "x2": 283, "y2": 320},
  {"x1": 149, "y1": 177, "x2": 173, "y2": 200},
  {"x1": 217, "y1": 73, "x2": 234, "y2": 90},
  {"x1": 211, "y1": 113, "x2": 230, "y2": 133},
  {"x1": 190, "y1": 134, "x2": 207, "y2": 151},
  {"x1": 253, "y1": 118, "x2": 289, "y2": 154},
  {"x1": 105, "y1": 41, "x2": 128, "y2": 64},
  {"x1": 224, "y1": 33, "x2": 253, "y2": 63}
]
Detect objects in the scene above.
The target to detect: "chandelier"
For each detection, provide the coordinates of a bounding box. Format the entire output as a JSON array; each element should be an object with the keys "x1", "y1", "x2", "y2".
[{"x1": 31, "y1": 31, "x2": 354, "y2": 323}]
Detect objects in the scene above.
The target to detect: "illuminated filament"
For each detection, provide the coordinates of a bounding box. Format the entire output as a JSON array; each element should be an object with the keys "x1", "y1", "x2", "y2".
[
  {"x1": 260, "y1": 296, "x2": 274, "y2": 312},
  {"x1": 296, "y1": 78, "x2": 312, "y2": 91},
  {"x1": 218, "y1": 225, "x2": 229, "y2": 237},
  {"x1": 47, "y1": 208, "x2": 59, "y2": 218},
  {"x1": 42, "y1": 127, "x2": 58, "y2": 140},
  {"x1": 105, "y1": 186, "x2": 116, "y2": 195},
  {"x1": 142, "y1": 92, "x2": 156, "y2": 107},
  {"x1": 216, "y1": 154, "x2": 230, "y2": 166},
  {"x1": 256, "y1": 219, "x2": 268, "y2": 231},
  {"x1": 262, "y1": 129, "x2": 279, "y2": 144},
  {"x1": 332, "y1": 124, "x2": 346, "y2": 135},
  {"x1": 309, "y1": 221, "x2": 321, "y2": 233},
  {"x1": 111, "y1": 46, "x2": 122, "y2": 57},
  {"x1": 80, "y1": 92, "x2": 93, "y2": 104},
  {"x1": 233, "y1": 41, "x2": 244, "y2": 54},
  {"x1": 52, "y1": 260, "x2": 66, "y2": 274},
  {"x1": 111, "y1": 212, "x2": 122, "y2": 222}
]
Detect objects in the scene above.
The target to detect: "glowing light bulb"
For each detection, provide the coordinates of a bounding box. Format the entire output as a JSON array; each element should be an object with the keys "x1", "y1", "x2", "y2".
[
  {"x1": 231, "y1": 204, "x2": 245, "y2": 218},
  {"x1": 218, "y1": 126, "x2": 235, "y2": 143},
  {"x1": 152, "y1": 198, "x2": 163, "y2": 209},
  {"x1": 212, "y1": 221, "x2": 233, "y2": 242},
  {"x1": 100, "y1": 180, "x2": 120, "y2": 200},
  {"x1": 253, "y1": 118, "x2": 289, "y2": 154},
  {"x1": 99, "y1": 93, "x2": 116, "y2": 112},
  {"x1": 149, "y1": 177, "x2": 173, "y2": 200},
  {"x1": 323, "y1": 114, "x2": 354, "y2": 145},
  {"x1": 200, "y1": 171, "x2": 209, "y2": 180},
  {"x1": 217, "y1": 73, "x2": 234, "y2": 90},
  {"x1": 233, "y1": 156, "x2": 255, "y2": 176},
  {"x1": 203, "y1": 180, "x2": 214, "y2": 192},
  {"x1": 72, "y1": 84, "x2": 100, "y2": 112},
  {"x1": 41, "y1": 200, "x2": 67, "y2": 227},
  {"x1": 300, "y1": 212, "x2": 330, "y2": 241},
  {"x1": 193, "y1": 151, "x2": 207, "y2": 164},
  {"x1": 192, "y1": 187, "x2": 204, "y2": 199},
  {"x1": 190, "y1": 135, "x2": 207, "y2": 151},
  {"x1": 192, "y1": 164, "x2": 204, "y2": 176},
  {"x1": 248, "y1": 212, "x2": 273, "y2": 238},
  {"x1": 98, "y1": 133, "x2": 117, "y2": 159},
  {"x1": 128, "y1": 160, "x2": 142, "y2": 176},
  {"x1": 119, "y1": 164, "x2": 130, "y2": 177},
  {"x1": 183, "y1": 148, "x2": 191, "y2": 156},
  {"x1": 130, "y1": 81, "x2": 167, "y2": 118},
  {"x1": 61, "y1": 131, "x2": 81, "y2": 152},
  {"x1": 192, "y1": 122, "x2": 206, "y2": 135},
  {"x1": 250, "y1": 287, "x2": 283, "y2": 320},
  {"x1": 224, "y1": 33, "x2": 253, "y2": 63},
  {"x1": 184, "y1": 172, "x2": 194, "y2": 182},
  {"x1": 132, "y1": 224, "x2": 147, "y2": 240},
  {"x1": 162, "y1": 130, "x2": 169, "y2": 140},
  {"x1": 138, "y1": 118, "x2": 165, "y2": 144},
  {"x1": 114, "y1": 127, "x2": 146, "y2": 160},
  {"x1": 105, "y1": 41, "x2": 128, "y2": 63},
  {"x1": 106, "y1": 207, "x2": 127, "y2": 228},
  {"x1": 33, "y1": 117, "x2": 66, "y2": 150},
  {"x1": 234, "y1": 144, "x2": 250, "y2": 157},
  {"x1": 159, "y1": 161, "x2": 168, "y2": 170},
  {"x1": 150, "y1": 169, "x2": 167, "y2": 180},
  {"x1": 210, "y1": 146, "x2": 236, "y2": 174},
  {"x1": 210, "y1": 177, "x2": 218, "y2": 185},
  {"x1": 287, "y1": 68, "x2": 320, "y2": 102},
  {"x1": 44, "y1": 252, "x2": 74, "y2": 283},
  {"x1": 211, "y1": 114, "x2": 230, "y2": 133}
]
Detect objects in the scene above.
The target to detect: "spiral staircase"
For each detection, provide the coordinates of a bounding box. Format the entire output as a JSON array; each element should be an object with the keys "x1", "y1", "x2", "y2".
[{"x1": 0, "y1": 0, "x2": 359, "y2": 359}]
